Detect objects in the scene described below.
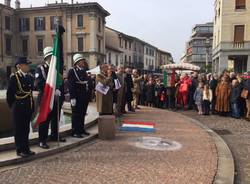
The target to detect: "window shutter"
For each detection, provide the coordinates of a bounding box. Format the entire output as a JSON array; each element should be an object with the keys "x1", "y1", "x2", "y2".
[
  {"x1": 236, "y1": 0, "x2": 246, "y2": 9},
  {"x1": 234, "y1": 25, "x2": 245, "y2": 42}
]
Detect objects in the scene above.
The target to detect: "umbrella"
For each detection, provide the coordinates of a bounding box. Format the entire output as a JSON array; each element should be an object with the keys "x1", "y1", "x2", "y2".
[{"x1": 162, "y1": 63, "x2": 200, "y2": 71}]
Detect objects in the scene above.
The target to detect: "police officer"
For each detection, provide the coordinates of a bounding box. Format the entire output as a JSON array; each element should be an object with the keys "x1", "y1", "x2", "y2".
[
  {"x1": 35, "y1": 47, "x2": 66, "y2": 149},
  {"x1": 68, "y1": 54, "x2": 93, "y2": 138},
  {"x1": 6, "y1": 57, "x2": 35, "y2": 157}
]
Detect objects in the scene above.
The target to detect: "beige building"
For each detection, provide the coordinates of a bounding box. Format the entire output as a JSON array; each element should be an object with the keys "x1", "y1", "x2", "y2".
[
  {"x1": 105, "y1": 27, "x2": 146, "y2": 70},
  {"x1": 0, "y1": 0, "x2": 110, "y2": 77},
  {"x1": 213, "y1": 0, "x2": 250, "y2": 74}
]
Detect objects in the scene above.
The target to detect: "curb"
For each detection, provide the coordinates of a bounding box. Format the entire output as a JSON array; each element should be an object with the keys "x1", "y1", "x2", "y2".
[
  {"x1": 0, "y1": 117, "x2": 98, "y2": 168},
  {"x1": 0, "y1": 117, "x2": 98, "y2": 152},
  {"x1": 0, "y1": 133, "x2": 98, "y2": 168},
  {"x1": 180, "y1": 114, "x2": 235, "y2": 184}
]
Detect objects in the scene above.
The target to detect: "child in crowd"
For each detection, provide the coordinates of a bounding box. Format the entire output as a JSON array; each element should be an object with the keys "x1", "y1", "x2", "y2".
[
  {"x1": 230, "y1": 79, "x2": 241, "y2": 119},
  {"x1": 194, "y1": 82, "x2": 204, "y2": 115},
  {"x1": 203, "y1": 84, "x2": 213, "y2": 115}
]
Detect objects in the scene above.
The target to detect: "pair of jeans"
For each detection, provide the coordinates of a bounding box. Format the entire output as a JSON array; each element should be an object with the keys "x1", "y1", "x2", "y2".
[{"x1": 231, "y1": 102, "x2": 240, "y2": 118}]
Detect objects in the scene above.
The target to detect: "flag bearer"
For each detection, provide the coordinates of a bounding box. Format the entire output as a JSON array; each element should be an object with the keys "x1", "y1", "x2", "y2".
[
  {"x1": 6, "y1": 57, "x2": 35, "y2": 157},
  {"x1": 35, "y1": 47, "x2": 66, "y2": 149},
  {"x1": 68, "y1": 54, "x2": 93, "y2": 138}
]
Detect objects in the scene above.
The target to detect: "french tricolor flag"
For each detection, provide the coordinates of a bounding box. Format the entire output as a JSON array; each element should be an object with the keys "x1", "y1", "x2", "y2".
[{"x1": 120, "y1": 121, "x2": 156, "y2": 132}]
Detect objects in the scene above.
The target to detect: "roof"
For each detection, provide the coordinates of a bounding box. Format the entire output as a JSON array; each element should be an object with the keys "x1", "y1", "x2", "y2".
[
  {"x1": 106, "y1": 45, "x2": 123, "y2": 53},
  {"x1": 15, "y1": 2, "x2": 110, "y2": 17}
]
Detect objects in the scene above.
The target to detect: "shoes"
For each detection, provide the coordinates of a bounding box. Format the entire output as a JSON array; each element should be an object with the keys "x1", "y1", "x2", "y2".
[
  {"x1": 27, "y1": 150, "x2": 36, "y2": 156},
  {"x1": 38, "y1": 142, "x2": 50, "y2": 149},
  {"x1": 82, "y1": 131, "x2": 90, "y2": 136},
  {"x1": 17, "y1": 152, "x2": 30, "y2": 158},
  {"x1": 72, "y1": 134, "x2": 83, "y2": 138},
  {"x1": 49, "y1": 136, "x2": 66, "y2": 142}
]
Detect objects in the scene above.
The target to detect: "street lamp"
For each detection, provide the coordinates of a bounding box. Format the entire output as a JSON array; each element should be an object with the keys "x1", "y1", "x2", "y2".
[{"x1": 205, "y1": 38, "x2": 210, "y2": 73}]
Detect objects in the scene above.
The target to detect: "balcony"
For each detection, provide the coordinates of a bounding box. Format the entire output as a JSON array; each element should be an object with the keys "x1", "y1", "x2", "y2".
[
  {"x1": 213, "y1": 41, "x2": 250, "y2": 56},
  {"x1": 233, "y1": 42, "x2": 244, "y2": 48}
]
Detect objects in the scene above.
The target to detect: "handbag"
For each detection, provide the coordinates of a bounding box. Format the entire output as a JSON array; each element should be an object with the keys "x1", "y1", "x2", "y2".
[{"x1": 241, "y1": 89, "x2": 249, "y2": 99}]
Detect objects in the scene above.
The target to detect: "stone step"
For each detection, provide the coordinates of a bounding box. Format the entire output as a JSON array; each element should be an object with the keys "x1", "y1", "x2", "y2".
[
  {"x1": 0, "y1": 102, "x2": 98, "y2": 151},
  {"x1": 0, "y1": 124, "x2": 98, "y2": 167}
]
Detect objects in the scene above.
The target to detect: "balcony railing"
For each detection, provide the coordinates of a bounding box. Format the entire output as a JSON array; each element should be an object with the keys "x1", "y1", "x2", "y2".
[{"x1": 233, "y1": 42, "x2": 244, "y2": 48}]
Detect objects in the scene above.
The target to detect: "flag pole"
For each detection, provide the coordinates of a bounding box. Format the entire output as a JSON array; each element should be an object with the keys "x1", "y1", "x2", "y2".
[
  {"x1": 57, "y1": 95, "x2": 60, "y2": 147},
  {"x1": 56, "y1": 17, "x2": 60, "y2": 148}
]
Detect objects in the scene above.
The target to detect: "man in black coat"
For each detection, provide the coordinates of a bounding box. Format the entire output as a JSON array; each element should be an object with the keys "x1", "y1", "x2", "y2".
[
  {"x1": 34, "y1": 46, "x2": 66, "y2": 149},
  {"x1": 6, "y1": 57, "x2": 35, "y2": 157},
  {"x1": 124, "y1": 68, "x2": 134, "y2": 112},
  {"x1": 68, "y1": 54, "x2": 93, "y2": 138}
]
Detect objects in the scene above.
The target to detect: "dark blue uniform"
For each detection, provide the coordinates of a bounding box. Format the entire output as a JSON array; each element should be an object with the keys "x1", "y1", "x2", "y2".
[
  {"x1": 6, "y1": 71, "x2": 34, "y2": 154},
  {"x1": 68, "y1": 66, "x2": 93, "y2": 135},
  {"x1": 35, "y1": 63, "x2": 64, "y2": 143}
]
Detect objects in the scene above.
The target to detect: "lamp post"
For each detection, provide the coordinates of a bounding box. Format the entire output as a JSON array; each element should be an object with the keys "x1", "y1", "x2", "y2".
[{"x1": 205, "y1": 38, "x2": 210, "y2": 73}]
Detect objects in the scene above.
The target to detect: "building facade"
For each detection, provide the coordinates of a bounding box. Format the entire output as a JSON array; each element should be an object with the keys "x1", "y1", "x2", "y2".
[
  {"x1": 213, "y1": 0, "x2": 250, "y2": 74},
  {"x1": 185, "y1": 22, "x2": 213, "y2": 72},
  {"x1": 144, "y1": 43, "x2": 157, "y2": 72},
  {"x1": 156, "y1": 49, "x2": 173, "y2": 72},
  {"x1": 0, "y1": 1, "x2": 110, "y2": 77}
]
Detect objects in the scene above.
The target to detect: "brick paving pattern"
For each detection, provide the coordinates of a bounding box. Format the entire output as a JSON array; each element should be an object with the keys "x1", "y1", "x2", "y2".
[
  {"x1": 181, "y1": 110, "x2": 250, "y2": 184},
  {"x1": 0, "y1": 107, "x2": 217, "y2": 184}
]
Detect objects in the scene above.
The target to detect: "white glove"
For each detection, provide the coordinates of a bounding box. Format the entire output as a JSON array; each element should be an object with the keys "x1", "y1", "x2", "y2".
[
  {"x1": 55, "y1": 89, "x2": 61, "y2": 97},
  {"x1": 71, "y1": 99, "x2": 76, "y2": 107}
]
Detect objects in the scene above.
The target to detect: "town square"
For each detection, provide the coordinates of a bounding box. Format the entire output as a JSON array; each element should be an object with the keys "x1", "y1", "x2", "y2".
[{"x1": 0, "y1": 0, "x2": 249, "y2": 183}]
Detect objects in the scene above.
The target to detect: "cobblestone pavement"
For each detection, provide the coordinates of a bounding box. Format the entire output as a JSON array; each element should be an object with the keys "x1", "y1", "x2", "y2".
[
  {"x1": 181, "y1": 110, "x2": 250, "y2": 184},
  {"x1": 0, "y1": 107, "x2": 217, "y2": 184}
]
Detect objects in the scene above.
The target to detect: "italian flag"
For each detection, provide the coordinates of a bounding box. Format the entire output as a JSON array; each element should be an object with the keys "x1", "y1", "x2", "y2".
[{"x1": 35, "y1": 32, "x2": 63, "y2": 126}]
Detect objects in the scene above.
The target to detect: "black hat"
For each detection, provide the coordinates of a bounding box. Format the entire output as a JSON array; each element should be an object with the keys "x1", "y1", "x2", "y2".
[{"x1": 15, "y1": 57, "x2": 31, "y2": 67}]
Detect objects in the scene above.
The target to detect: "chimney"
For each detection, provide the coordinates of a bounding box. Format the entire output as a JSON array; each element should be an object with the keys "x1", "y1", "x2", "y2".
[
  {"x1": 61, "y1": 0, "x2": 63, "y2": 3},
  {"x1": 15, "y1": 0, "x2": 20, "y2": 9},
  {"x1": 71, "y1": 0, "x2": 74, "y2": 4},
  {"x1": 4, "y1": 0, "x2": 11, "y2": 7}
]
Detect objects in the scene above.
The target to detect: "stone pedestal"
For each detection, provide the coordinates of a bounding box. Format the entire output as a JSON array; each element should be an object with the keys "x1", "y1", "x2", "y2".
[{"x1": 98, "y1": 115, "x2": 116, "y2": 140}]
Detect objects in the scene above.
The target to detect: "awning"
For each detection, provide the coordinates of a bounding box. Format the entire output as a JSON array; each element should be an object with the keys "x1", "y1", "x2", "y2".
[{"x1": 162, "y1": 63, "x2": 200, "y2": 71}]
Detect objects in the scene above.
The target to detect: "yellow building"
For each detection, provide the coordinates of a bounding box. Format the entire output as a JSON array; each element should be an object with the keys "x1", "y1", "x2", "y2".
[
  {"x1": 0, "y1": 0, "x2": 110, "y2": 77},
  {"x1": 213, "y1": 0, "x2": 250, "y2": 73}
]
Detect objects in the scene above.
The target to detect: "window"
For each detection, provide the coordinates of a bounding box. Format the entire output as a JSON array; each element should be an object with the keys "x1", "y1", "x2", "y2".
[
  {"x1": 98, "y1": 17, "x2": 101, "y2": 32},
  {"x1": 125, "y1": 40, "x2": 127, "y2": 49},
  {"x1": 77, "y1": 37, "x2": 83, "y2": 51},
  {"x1": 19, "y1": 18, "x2": 30, "y2": 32},
  {"x1": 146, "y1": 48, "x2": 149, "y2": 55},
  {"x1": 22, "y1": 39, "x2": 28, "y2": 56},
  {"x1": 116, "y1": 55, "x2": 119, "y2": 66},
  {"x1": 129, "y1": 42, "x2": 132, "y2": 50},
  {"x1": 129, "y1": 56, "x2": 131, "y2": 63},
  {"x1": 5, "y1": 16, "x2": 10, "y2": 30},
  {"x1": 50, "y1": 16, "x2": 62, "y2": 30},
  {"x1": 236, "y1": 0, "x2": 246, "y2": 9},
  {"x1": 77, "y1": 15, "x2": 83, "y2": 27},
  {"x1": 125, "y1": 55, "x2": 127, "y2": 62},
  {"x1": 108, "y1": 53, "x2": 111, "y2": 64},
  {"x1": 5, "y1": 37, "x2": 11, "y2": 55},
  {"x1": 146, "y1": 58, "x2": 148, "y2": 66},
  {"x1": 98, "y1": 39, "x2": 101, "y2": 52},
  {"x1": 234, "y1": 25, "x2": 245, "y2": 43},
  {"x1": 34, "y1": 17, "x2": 45, "y2": 31},
  {"x1": 119, "y1": 37, "x2": 123, "y2": 48},
  {"x1": 37, "y1": 38, "x2": 44, "y2": 55}
]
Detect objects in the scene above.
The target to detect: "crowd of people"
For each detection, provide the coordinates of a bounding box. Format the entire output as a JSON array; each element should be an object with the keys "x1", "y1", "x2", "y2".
[
  {"x1": 97, "y1": 65, "x2": 250, "y2": 121},
  {"x1": 6, "y1": 45, "x2": 250, "y2": 158}
]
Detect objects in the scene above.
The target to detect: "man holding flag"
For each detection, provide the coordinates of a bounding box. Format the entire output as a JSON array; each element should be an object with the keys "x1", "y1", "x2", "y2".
[{"x1": 35, "y1": 26, "x2": 66, "y2": 149}]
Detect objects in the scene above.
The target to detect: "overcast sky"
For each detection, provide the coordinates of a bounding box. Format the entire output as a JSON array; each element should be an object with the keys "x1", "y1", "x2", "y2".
[{"x1": 4, "y1": 0, "x2": 214, "y2": 62}]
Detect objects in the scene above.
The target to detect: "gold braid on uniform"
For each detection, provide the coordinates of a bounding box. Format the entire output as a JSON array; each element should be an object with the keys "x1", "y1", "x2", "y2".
[{"x1": 15, "y1": 72, "x2": 33, "y2": 108}]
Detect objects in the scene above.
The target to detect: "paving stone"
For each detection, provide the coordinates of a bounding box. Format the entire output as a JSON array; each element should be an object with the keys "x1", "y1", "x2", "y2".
[{"x1": 0, "y1": 107, "x2": 217, "y2": 184}]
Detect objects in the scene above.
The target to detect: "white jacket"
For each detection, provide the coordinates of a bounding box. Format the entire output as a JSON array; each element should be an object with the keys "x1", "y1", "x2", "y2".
[{"x1": 203, "y1": 89, "x2": 213, "y2": 102}]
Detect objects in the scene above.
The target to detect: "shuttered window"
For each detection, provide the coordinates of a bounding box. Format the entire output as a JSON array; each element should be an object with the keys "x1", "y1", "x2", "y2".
[
  {"x1": 236, "y1": 0, "x2": 246, "y2": 9},
  {"x1": 234, "y1": 25, "x2": 245, "y2": 43}
]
